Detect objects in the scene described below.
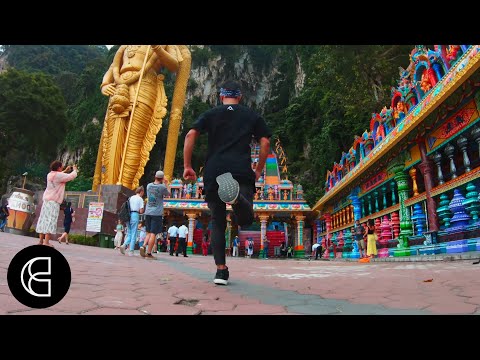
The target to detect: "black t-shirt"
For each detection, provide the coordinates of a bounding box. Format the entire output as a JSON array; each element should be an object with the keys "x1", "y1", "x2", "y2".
[{"x1": 192, "y1": 104, "x2": 272, "y2": 193}]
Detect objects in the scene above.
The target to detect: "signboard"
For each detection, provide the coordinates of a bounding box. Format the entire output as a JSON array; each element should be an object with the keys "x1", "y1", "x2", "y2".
[
  {"x1": 86, "y1": 202, "x2": 104, "y2": 233},
  {"x1": 8, "y1": 190, "x2": 35, "y2": 214},
  {"x1": 361, "y1": 170, "x2": 388, "y2": 194}
]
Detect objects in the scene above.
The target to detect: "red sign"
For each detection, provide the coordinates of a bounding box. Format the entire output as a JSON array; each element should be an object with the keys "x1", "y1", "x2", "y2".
[
  {"x1": 361, "y1": 170, "x2": 388, "y2": 193},
  {"x1": 439, "y1": 107, "x2": 475, "y2": 139}
]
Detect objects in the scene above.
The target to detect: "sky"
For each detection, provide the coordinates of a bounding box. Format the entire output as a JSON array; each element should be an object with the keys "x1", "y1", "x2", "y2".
[{"x1": 106, "y1": 45, "x2": 113, "y2": 49}]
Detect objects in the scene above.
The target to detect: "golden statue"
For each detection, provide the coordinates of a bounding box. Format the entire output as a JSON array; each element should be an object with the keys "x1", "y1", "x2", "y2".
[{"x1": 92, "y1": 45, "x2": 191, "y2": 191}]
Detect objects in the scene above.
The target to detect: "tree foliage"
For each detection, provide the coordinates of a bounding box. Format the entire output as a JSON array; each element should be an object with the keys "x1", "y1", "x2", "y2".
[
  {"x1": 270, "y1": 45, "x2": 412, "y2": 204},
  {"x1": 0, "y1": 68, "x2": 68, "y2": 186}
]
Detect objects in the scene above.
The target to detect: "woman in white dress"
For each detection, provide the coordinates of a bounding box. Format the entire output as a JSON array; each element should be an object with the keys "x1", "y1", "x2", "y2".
[
  {"x1": 247, "y1": 238, "x2": 254, "y2": 258},
  {"x1": 36, "y1": 161, "x2": 78, "y2": 246}
]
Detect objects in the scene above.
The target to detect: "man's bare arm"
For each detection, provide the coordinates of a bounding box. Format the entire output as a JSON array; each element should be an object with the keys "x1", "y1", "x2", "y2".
[{"x1": 255, "y1": 137, "x2": 271, "y2": 181}]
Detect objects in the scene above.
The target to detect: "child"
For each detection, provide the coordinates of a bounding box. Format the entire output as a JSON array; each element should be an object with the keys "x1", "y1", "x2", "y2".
[
  {"x1": 114, "y1": 219, "x2": 124, "y2": 250},
  {"x1": 138, "y1": 221, "x2": 147, "y2": 249}
]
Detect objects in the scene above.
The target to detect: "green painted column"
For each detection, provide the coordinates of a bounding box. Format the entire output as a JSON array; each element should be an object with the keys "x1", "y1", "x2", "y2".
[
  {"x1": 382, "y1": 185, "x2": 387, "y2": 209},
  {"x1": 391, "y1": 181, "x2": 397, "y2": 205},
  {"x1": 374, "y1": 190, "x2": 379, "y2": 212},
  {"x1": 388, "y1": 158, "x2": 413, "y2": 249}
]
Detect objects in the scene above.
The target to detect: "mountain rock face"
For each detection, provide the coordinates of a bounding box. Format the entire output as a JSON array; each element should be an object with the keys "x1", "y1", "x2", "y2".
[{"x1": 187, "y1": 45, "x2": 306, "y2": 112}]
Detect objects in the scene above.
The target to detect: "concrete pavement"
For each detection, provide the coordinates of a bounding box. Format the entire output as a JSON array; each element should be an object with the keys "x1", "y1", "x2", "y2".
[{"x1": 1, "y1": 232, "x2": 479, "y2": 315}]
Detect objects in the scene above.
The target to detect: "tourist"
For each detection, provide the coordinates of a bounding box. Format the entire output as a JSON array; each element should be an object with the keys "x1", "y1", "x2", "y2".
[
  {"x1": 119, "y1": 186, "x2": 145, "y2": 255},
  {"x1": 58, "y1": 201, "x2": 75, "y2": 245},
  {"x1": 312, "y1": 242, "x2": 322, "y2": 260},
  {"x1": 366, "y1": 219, "x2": 378, "y2": 258},
  {"x1": 0, "y1": 199, "x2": 9, "y2": 232},
  {"x1": 279, "y1": 241, "x2": 287, "y2": 258},
  {"x1": 167, "y1": 223, "x2": 179, "y2": 256},
  {"x1": 36, "y1": 161, "x2": 78, "y2": 247},
  {"x1": 247, "y1": 238, "x2": 254, "y2": 258},
  {"x1": 114, "y1": 219, "x2": 124, "y2": 250},
  {"x1": 177, "y1": 222, "x2": 189, "y2": 257},
  {"x1": 202, "y1": 231, "x2": 209, "y2": 256},
  {"x1": 354, "y1": 219, "x2": 366, "y2": 258},
  {"x1": 183, "y1": 80, "x2": 271, "y2": 285},
  {"x1": 140, "y1": 170, "x2": 170, "y2": 259},
  {"x1": 263, "y1": 235, "x2": 269, "y2": 259},
  {"x1": 232, "y1": 235, "x2": 240, "y2": 257},
  {"x1": 137, "y1": 220, "x2": 147, "y2": 249}
]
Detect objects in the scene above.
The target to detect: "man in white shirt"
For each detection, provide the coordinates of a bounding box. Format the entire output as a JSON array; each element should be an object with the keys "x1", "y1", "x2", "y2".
[
  {"x1": 167, "y1": 223, "x2": 179, "y2": 256},
  {"x1": 312, "y1": 242, "x2": 322, "y2": 260},
  {"x1": 177, "y1": 223, "x2": 189, "y2": 257},
  {"x1": 120, "y1": 186, "x2": 145, "y2": 255}
]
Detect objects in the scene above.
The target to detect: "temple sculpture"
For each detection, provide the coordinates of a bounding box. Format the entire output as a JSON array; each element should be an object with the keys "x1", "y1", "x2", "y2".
[{"x1": 92, "y1": 45, "x2": 191, "y2": 191}]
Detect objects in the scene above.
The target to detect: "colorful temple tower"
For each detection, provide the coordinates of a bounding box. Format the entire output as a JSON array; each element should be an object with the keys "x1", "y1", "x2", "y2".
[
  {"x1": 155, "y1": 137, "x2": 311, "y2": 257},
  {"x1": 314, "y1": 45, "x2": 480, "y2": 257}
]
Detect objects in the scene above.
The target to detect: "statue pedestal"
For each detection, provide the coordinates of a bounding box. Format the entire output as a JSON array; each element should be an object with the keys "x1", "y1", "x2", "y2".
[{"x1": 98, "y1": 185, "x2": 135, "y2": 214}]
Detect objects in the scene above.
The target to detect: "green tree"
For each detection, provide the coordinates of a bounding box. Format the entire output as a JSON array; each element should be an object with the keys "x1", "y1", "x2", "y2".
[{"x1": 0, "y1": 69, "x2": 68, "y2": 190}]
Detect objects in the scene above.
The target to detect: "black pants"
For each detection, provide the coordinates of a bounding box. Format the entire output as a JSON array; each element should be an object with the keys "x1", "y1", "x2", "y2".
[
  {"x1": 207, "y1": 183, "x2": 254, "y2": 266},
  {"x1": 169, "y1": 237, "x2": 177, "y2": 255},
  {"x1": 315, "y1": 246, "x2": 323, "y2": 260},
  {"x1": 177, "y1": 237, "x2": 187, "y2": 256}
]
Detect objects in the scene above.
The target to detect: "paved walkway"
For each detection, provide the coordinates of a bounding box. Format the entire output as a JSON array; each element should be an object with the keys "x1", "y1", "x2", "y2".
[{"x1": 1, "y1": 232, "x2": 480, "y2": 315}]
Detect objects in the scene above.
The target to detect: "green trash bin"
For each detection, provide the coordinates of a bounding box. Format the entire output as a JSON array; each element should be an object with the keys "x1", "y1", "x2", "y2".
[{"x1": 94, "y1": 233, "x2": 112, "y2": 248}]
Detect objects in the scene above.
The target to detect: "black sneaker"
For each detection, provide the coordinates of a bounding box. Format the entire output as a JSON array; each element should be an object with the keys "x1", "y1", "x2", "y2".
[
  {"x1": 216, "y1": 173, "x2": 240, "y2": 205},
  {"x1": 213, "y1": 267, "x2": 229, "y2": 285}
]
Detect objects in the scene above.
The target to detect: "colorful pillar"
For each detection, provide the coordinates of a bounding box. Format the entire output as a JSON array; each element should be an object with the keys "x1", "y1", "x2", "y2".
[
  {"x1": 349, "y1": 187, "x2": 362, "y2": 221},
  {"x1": 259, "y1": 213, "x2": 269, "y2": 251},
  {"x1": 323, "y1": 213, "x2": 332, "y2": 258},
  {"x1": 388, "y1": 157, "x2": 413, "y2": 248},
  {"x1": 186, "y1": 212, "x2": 197, "y2": 255},
  {"x1": 294, "y1": 214, "x2": 306, "y2": 258},
  {"x1": 418, "y1": 139, "x2": 440, "y2": 232}
]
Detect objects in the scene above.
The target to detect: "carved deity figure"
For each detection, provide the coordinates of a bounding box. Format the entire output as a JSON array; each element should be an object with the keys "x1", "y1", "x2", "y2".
[
  {"x1": 92, "y1": 45, "x2": 191, "y2": 191},
  {"x1": 420, "y1": 71, "x2": 432, "y2": 93},
  {"x1": 283, "y1": 190, "x2": 288, "y2": 200},
  {"x1": 446, "y1": 45, "x2": 461, "y2": 64},
  {"x1": 268, "y1": 186, "x2": 274, "y2": 200},
  {"x1": 394, "y1": 101, "x2": 406, "y2": 121}
]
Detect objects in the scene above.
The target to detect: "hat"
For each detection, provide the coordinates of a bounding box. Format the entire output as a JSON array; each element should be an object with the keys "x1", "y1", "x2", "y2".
[{"x1": 155, "y1": 170, "x2": 164, "y2": 178}]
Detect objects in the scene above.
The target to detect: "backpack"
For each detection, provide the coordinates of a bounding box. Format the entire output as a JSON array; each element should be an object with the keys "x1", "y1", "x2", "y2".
[{"x1": 118, "y1": 196, "x2": 131, "y2": 223}]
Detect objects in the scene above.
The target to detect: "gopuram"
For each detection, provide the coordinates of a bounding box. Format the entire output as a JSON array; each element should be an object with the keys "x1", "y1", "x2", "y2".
[
  {"x1": 163, "y1": 137, "x2": 311, "y2": 257},
  {"x1": 314, "y1": 45, "x2": 480, "y2": 258}
]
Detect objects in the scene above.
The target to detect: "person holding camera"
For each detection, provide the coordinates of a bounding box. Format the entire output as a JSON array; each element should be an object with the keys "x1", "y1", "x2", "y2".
[{"x1": 36, "y1": 161, "x2": 78, "y2": 247}]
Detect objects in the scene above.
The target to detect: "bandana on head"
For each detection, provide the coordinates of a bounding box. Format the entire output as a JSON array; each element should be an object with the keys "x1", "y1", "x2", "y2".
[{"x1": 220, "y1": 88, "x2": 242, "y2": 98}]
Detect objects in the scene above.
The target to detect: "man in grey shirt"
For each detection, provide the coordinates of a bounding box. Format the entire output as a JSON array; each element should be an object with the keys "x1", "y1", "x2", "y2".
[{"x1": 140, "y1": 170, "x2": 170, "y2": 259}]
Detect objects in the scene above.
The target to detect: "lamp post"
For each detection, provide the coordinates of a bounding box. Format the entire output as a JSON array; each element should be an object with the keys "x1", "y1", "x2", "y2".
[{"x1": 22, "y1": 172, "x2": 28, "y2": 189}]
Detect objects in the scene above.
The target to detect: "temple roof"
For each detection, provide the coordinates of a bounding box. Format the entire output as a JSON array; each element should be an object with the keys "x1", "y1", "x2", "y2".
[{"x1": 314, "y1": 45, "x2": 480, "y2": 212}]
